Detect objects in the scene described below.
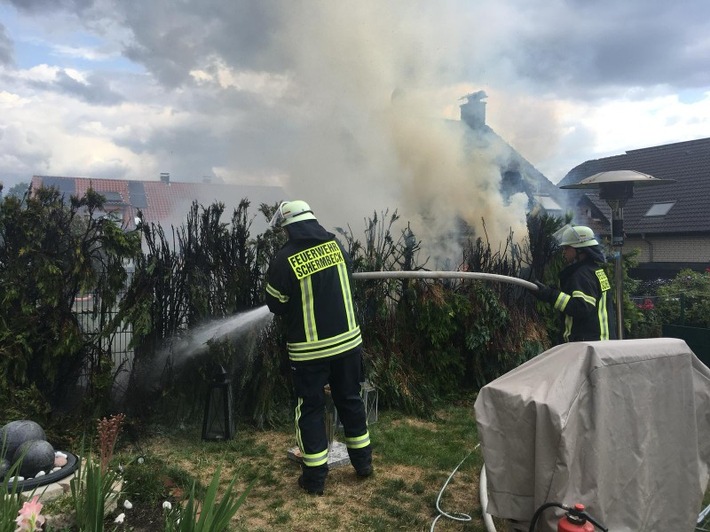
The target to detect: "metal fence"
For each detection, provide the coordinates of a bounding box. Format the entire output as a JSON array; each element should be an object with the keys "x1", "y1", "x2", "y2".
[{"x1": 72, "y1": 293, "x2": 134, "y2": 374}]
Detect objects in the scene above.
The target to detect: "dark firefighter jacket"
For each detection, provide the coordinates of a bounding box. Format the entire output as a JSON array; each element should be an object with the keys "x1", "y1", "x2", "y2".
[
  {"x1": 265, "y1": 219, "x2": 362, "y2": 363},
  {"x1": 545, "y1": 247, "x2": 616, "y2": 342}
]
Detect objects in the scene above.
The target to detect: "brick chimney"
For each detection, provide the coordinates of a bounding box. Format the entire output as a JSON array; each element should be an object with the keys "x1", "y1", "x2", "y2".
[{"x1": 460, "y1": 91, "x2": 487, "y2": 130}]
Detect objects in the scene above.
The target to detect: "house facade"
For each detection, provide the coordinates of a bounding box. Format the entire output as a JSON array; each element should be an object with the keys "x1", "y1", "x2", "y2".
[
  {"x1": 456, "y1": 91, "x2": 566, "y2": 218},
  {"x1": 30, "y1": 174, "x2": 285, "y2": 231},
  {"x1": 558, "y1": 137, "x2": 710, "y2": 279}
]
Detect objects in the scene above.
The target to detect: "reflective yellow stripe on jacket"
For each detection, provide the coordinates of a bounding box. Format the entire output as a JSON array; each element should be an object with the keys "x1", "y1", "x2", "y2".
[
  {"x1": 287, "y1": 327, "x2": 362, "y2": 362},
  {"x1": 559, "y1": 268, "x2": 612, "y2": 342},
  {"x1": 287, "y1": 255, "x2": 361, "y2": 361},
  {"x1": 596, "y1": 269, "x2": 611, "y2": 340},
  {"x1": 266, "y1": 282, "x2": 289, "y2": 303}
]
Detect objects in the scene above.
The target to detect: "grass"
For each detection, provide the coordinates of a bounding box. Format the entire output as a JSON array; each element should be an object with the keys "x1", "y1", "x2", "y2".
[
  {"x1": 37, "y1": 394, "x2": 710, "y2": 531},
  {"x1": 88, "y1": 395, "x2": 494, "y2": 531}
]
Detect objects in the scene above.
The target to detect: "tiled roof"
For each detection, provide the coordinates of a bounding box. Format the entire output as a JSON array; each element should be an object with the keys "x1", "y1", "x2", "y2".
[
  {"x1": 558, "y1": 137, "x2": 710, "y2": 235},
  {"x1": 449, "y1": 121, "x2": 565, "y2": 210},
  {"x1": 31, "y1": 175, "x2": 285, "y2": 227},
  {"x1": 74, "y1": 177, "x2": 130, "y2": 203},
  {"x1": 137, "y1": 181, "x2": 283, "y2": 223}
]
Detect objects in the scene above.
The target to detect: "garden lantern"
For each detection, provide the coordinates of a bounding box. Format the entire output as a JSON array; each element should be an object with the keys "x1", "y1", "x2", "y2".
[
  {"x1": 561, "y1": 170, "x2": 675, "y2": 339},
  {"x1": 202, "y1": 365, "x2": 235, "y2": 441}
]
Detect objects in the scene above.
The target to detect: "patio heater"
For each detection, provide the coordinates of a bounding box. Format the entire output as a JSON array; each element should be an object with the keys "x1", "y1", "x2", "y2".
[
  {"x1": 560, "y1": 170, "x2": 675, "y2": 339},
  {"x1": 202, "y1": 365, "x2": 235, "y2": 441}
]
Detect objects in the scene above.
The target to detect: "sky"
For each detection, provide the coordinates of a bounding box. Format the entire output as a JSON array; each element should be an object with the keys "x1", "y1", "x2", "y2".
[{"x1": 1, "y1": 0, "x2": 710, "y2": 248}]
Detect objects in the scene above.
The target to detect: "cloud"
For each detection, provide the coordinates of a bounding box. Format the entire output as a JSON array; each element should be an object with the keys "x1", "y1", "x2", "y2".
[
  {"x1": 0, "y1": 23, "x2": 13, "y2": 66},
  {"x1": 53, "y1": 69, "x2": 124, "y2": 104},
  {"x1": 1, "y1": 0, "x2": 710, "y2": 251},
  {"x1": 0, "y1": 122, "x2": 52, "y2": 176},
  {"x1": 475, "y1": 0, "x2": 710, "y2": 97},
  {"x1": 119, "y1": 1, "x2": 286, "y2": 88},
  {"x1": 5, "y1": 0, "x2": 95, "y2": 14}
]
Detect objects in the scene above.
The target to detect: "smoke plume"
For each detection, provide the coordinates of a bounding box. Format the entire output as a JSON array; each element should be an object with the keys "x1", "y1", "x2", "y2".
[{"x1": 268, "y1": 2, "x2": 528, "y2": 258}]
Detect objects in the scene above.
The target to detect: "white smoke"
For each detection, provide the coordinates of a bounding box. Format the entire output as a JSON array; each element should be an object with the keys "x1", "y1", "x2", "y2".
[{"x1": 268, "y1": 2, "x2": 528, "y2": 261}]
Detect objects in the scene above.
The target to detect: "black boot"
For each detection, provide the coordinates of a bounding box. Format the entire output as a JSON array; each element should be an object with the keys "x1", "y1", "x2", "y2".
[
  {"x1": 348, "y1": 445, "x2": 373, "y2": 478},
  {"x1": 298, "y1": 475, "x2": 324, "y2": 496},
  {"x1": 299, "y1": 464, "x2": 328, "y2": 495}
]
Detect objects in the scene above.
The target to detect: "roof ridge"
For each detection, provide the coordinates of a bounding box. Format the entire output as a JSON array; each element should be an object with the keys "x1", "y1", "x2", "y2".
[{"x1": 625, "y1": 136, "x2": 710, "y2": 155}]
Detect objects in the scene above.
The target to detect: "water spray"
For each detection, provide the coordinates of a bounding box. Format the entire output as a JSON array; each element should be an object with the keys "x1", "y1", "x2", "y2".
[
  {"x1": 145, "y1": 305, "x2": 274, "y2": 387},
  {"x1": 179, "y1": 305, "x2": 273, "y2": 351}
]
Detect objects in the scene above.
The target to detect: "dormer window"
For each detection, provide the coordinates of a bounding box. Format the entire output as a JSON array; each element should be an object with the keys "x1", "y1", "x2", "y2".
[{"x1": 644, "y1": 202, "x2": 675, "y2": 217}]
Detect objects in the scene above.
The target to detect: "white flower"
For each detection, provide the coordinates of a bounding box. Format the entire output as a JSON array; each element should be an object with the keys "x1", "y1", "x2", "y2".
[
  {"x1": 114, "y1": 512, "x2": 126, "y2": 524},
  {"x1": 123, "y1": 500, "x2": 133, "y2": 510},
  {"x1": 137, "y1": 457, "x2": 144, "y2": 464},
  {"x1": 162, "y1": 501, "x2": 172, "y2": 510}
]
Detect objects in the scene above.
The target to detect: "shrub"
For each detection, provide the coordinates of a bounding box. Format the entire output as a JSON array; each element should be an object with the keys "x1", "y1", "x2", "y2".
[
  {"x1": 0, "y1": 186, "x2": 141, "y2": 421},
  {"x1": 656, "y1": 269, "x2": 710, "y2": 328}
]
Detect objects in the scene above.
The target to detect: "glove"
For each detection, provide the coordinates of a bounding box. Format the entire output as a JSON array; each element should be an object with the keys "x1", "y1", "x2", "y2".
[{"x1": 532, "y1": 280, "x2": 555, "y2": 303}]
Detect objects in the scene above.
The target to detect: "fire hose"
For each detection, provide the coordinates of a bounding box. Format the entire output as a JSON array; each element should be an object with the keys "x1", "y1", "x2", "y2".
[{"x1": 352, "y1": 270, "x2": 537, "y2": 291}]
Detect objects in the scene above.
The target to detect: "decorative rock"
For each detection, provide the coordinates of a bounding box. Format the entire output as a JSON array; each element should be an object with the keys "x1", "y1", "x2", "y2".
[
  {"x1": 0, "y1": 421, "x2": 46, "y2": 461},
  {"x1": 54, "y1": 454, "x2": 67, "y2": 468},
  {"x1": 13, "y1": 440, "x2": 55, "y2": 478}
]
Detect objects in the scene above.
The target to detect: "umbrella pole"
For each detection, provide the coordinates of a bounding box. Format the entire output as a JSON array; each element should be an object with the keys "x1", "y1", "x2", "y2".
[{"x1": 611, "y1": 205, "x2": 624, "y2": 340}]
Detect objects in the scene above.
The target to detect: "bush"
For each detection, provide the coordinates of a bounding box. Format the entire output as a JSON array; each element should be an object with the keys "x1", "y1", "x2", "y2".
[
  {"x1": 629, "y1": 298, "x2": 662, "y2": 338},
  {"x1": 656, "y1": 269, "x2": 710, "y2": 328},
  {"x1": 350, "y1": 213, "x2": 551, "y2": 414},
  {"x1": 1, "y1": 193, "x2": 559, "y2": 427},
  {"x1": 0, "y1": 186, "x2": 141, "y2": 422}
]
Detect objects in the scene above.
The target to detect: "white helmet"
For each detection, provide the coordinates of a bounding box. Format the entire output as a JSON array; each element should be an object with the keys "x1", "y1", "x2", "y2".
[
  {"x1": 269, "y1": 200, "x2": 317, "y2": 228},
  {"x1": 554, "y1": 224, "x2": 599, "y2": 248}
]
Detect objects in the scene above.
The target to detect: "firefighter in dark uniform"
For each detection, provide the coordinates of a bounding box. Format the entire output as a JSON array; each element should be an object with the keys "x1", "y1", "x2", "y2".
[
  {"x1": 531, "y1": 224, "x2": 617, "y2": 342},
  {"x1": 265, "y1": 200, "x2": 372, "y2": 495}
]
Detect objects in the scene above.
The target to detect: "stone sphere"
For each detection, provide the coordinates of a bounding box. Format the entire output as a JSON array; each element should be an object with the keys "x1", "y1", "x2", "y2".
[
  {"x1": 0, "y1": 458, "x2": 9, "y2": 479},
  {"x1": 0, "y1": 420, "x2": 46, "y2": 461},
  {"x1": 13, "y1": 440, "x2": 55, "y2": 478}
]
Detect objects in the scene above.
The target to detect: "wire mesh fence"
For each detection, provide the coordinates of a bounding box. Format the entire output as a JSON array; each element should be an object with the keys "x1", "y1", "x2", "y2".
[{"x1": 72, "y1": 292, "x2": 134, "y2": 374}]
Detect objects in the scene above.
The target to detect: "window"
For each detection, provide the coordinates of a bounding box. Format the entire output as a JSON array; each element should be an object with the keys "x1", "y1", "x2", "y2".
[
  {"x1": 102, "y1": 191, "x2": 124, "y2": 203},
  {"x1": 533, "y1": 195, "x2": 562, "y2": 212},
  {"x1": 644, "y1": 202, "x2": 675, "y2": 217}
]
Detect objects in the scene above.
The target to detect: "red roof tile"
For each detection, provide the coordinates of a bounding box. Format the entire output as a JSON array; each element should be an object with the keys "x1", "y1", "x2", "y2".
[{"x1": 31, "y1": 175, "x2": 284, "y2": 227}]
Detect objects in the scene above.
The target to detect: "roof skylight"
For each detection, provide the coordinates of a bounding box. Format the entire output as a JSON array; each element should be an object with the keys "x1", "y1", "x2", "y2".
[{"x1": 644, "y1": 202, "x2": 675, "y2": 217}]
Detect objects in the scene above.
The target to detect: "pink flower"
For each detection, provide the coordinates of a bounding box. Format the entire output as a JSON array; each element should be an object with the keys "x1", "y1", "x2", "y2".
[
  {"x1": 635, "y1": 298, "x2": 655, "y2": 311},
  {"x1": 15, "y1": 495, "x2": 46, "y2": 531}
]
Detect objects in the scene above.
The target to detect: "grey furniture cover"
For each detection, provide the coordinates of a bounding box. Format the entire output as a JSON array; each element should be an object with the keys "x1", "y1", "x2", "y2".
[{"x1": 474, "y1": 338, "x2": 710, "y2": 531}]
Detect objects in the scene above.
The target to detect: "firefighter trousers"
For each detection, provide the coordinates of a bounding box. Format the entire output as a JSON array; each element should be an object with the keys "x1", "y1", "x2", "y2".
[{"x1": 292, "y1": 347, "x2": 372, "y2": 488}]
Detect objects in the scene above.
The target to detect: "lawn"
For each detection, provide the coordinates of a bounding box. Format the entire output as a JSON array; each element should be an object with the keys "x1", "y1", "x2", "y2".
[
  {"x1": 41, "y1": 396, "x2": 494, "y2": 531},
  {"x1": 34, "y1": 392, "x2": 710, "y2": 530}
]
